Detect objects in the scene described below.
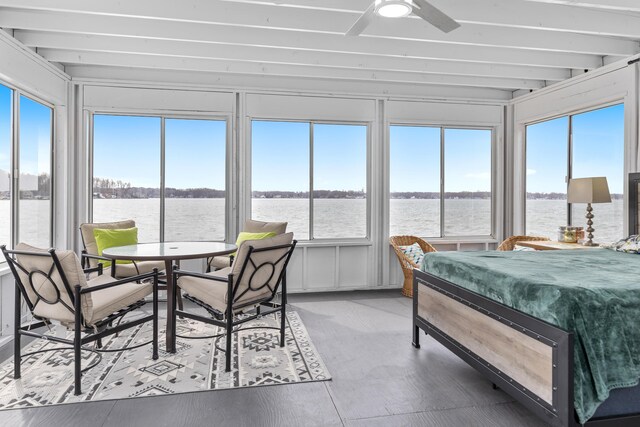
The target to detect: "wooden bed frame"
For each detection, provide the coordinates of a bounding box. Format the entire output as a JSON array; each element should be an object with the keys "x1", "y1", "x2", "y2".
[
  {"x1": 412, "y1": 270, "x2": 640, "y2": 426},
  {"x1": 412, "y1": 173, "x2": 640, "y2": 427}
]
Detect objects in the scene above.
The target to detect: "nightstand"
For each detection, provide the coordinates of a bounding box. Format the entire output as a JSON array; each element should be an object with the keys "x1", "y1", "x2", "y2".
[{"x1": 516, "y1": 241, "x2": 603, "y2": 251}]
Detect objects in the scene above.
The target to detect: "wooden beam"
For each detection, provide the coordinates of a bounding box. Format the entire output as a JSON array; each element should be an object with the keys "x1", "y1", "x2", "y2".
[
  {"x1": 16, "y1": 31, "x2": 571, "y2": 82},
  {"x1": 0, "y1": 8, "x2": 603, "y2": 69},
  {"x1": 40, "y1": 48, "x2": 547, "y2": 89}
]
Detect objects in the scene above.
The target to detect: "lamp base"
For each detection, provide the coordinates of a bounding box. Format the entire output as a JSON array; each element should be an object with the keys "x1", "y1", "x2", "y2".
[{"x1": 581, "y1": 241, "x2": 599, "y2": 247}]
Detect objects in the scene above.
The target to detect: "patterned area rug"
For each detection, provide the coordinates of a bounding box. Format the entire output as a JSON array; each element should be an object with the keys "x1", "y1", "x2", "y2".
[{"x1": 0, "y1": 310, "x2": 330, "y2": 409}]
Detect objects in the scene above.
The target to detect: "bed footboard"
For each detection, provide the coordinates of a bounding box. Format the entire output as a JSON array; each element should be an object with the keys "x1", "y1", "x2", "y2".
[{"x1": 413, "y1": 268, "x2": 574, "y2": 427}]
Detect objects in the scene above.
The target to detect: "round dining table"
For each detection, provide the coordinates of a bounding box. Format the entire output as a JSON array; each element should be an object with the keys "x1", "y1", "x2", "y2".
[{"x1": 102, "y1": 241, "x2": 237, "y2": 352}]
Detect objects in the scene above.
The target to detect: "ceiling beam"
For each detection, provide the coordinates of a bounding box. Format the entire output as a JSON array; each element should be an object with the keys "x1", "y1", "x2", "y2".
[
  {"x1": 0, "y1": 9, "x2": 603, "y2": 70},
  {"x1": 521, "y1": 0, "x2": 640, "y2": 13},
  {"x1": 65, "y1": 64, "x2": 514, "y2": 101},
  {"x1": 39, "y1": 48, "x2": 547, "y2": 90},
  {"x1": 1, "y1": 0, "x2": 640, "y2": 40},
  {"x1": 15, "y1": 31, "x2": 571, "y2": 82}
]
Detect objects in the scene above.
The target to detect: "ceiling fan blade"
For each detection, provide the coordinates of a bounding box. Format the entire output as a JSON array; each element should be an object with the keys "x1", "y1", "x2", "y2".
[
  {"x1": 411, "y1": 0, "x2": 461, "y2": 33},
  {"x1": 346, "y1": 3, "x2": 375, "y2": 36}
]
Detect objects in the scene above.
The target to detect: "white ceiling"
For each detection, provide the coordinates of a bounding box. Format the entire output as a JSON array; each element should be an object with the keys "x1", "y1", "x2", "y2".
[{"x1": 1, "y1": 0, "x2": 639, "y2": 97}]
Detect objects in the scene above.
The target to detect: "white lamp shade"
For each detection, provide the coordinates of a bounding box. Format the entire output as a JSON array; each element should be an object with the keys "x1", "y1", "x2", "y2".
[{"x1": 567, "y1": 177, "x2": 611, "y2": 204}]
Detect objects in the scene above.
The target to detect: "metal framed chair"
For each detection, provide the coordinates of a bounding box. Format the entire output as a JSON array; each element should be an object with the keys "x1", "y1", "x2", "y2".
[
  {"x1": 79, "y1": 220, "x2": 182, "y2": 310},
  {"x1": 1, "y1": 243, "x2": 159, "y2": 395},
  {"x1": 172, "y1": 233, "x2": 296, "y2": 372},
  {"x1": 79, "y1": 220, "x2": 164, "y2": 277},
  {"x1": 207, "y1": 219, "x2": 288, "y2": 272}
]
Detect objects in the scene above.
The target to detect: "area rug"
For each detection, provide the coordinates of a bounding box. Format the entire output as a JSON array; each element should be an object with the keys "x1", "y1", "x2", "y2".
[{"x1": 0, "y1": 310, "x2": 330, "y2": 409}]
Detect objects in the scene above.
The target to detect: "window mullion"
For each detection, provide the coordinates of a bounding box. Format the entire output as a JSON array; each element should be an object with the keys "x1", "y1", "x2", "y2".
[
  {"x1": 160, "y1": 117, "x2": 166, "y2": 243},
  {"x1": 309, "y1": 121, "x2": 314, "y2": 240},
  {"x1": 567, "y1": 115, "x2": 573, "y2": 226},
  {"x1": 440, "y1": 127, "x2": 445, "y2": 238}
]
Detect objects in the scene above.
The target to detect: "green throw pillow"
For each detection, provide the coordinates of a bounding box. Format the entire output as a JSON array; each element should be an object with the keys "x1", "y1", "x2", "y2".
[
  {"x1": 93, "y1": 227, "x2": 138, "y2": 268},
  {"x1": 233, "y1": 231, "x2": 277, "y2": 256}
]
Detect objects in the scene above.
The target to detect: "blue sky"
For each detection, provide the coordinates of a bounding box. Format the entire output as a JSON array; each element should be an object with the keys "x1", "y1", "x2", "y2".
[
  {"x1": 4, "y1": 95, "x2": 621, "y2": 195},
  {"x1": 0, "y1": 85, "x2": 52, "y2": 191},
  {"x1": 251, "y1": 121, "x2": 367, "y2": 192},
  {"x1": 527, "y1": 103, "x2": 624, "y2": 194}
]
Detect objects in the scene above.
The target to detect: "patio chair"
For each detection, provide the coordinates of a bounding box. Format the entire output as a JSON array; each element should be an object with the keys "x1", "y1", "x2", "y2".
[
  {"x1": 172, "y1": 233, "x2": 296, "y2": 372},
  {"x1": 79, "y1": 220, "x2": 182, "y2": 310},
  {"x1": 79, "y1": 220, "x2": 165, "y2": 278},
  {"x1": 1, "y1": 243, "x2": 159, "y2": 395},
  {"x1": 389, "y1": 235, "x2": 437, "y2": 298},
  {"x1": 207, "y1": 219, "x2": 288, "y2": 272},
  {"x1": 497, "y1": 235, "x2": 550, "y2": 251}
]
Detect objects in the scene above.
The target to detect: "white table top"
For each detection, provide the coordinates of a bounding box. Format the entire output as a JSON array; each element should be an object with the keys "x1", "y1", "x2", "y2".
[{"x1": 102, "y1": 241, "x2": 237, "y2": 261}]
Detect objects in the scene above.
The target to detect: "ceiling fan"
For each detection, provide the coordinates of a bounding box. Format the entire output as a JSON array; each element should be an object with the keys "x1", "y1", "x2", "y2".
[{"x1": 346, "y1": 0, "x2": 460, "y2": 36}]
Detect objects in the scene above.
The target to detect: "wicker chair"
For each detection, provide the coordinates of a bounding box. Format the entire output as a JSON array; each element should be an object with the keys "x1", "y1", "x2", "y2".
[
  {"x1": 497, "y1": 235, "x2": 550, "y2": 251},
  {"x1": 390, "y1": 235, "x2": 437, "y2": 298}
]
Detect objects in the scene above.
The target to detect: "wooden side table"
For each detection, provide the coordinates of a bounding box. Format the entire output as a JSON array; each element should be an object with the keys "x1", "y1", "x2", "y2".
[{"x1": 516, "y1": 240, "x2": 603, "y2": 251}]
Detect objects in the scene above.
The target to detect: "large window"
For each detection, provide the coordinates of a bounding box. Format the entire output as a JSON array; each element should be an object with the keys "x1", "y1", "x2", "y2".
[
  {"x1": 251, "y1": 121, "x2": 368, "y2": 240},
  {"x1": 0, "y1": 85, "x2": 53, "y2": 252},
  {"x1": 92, "y1": 115, "x2": 226, "y2": 242},
  {"x1": 390, "y1": 126, "x2": 493, "y2": 237},
  {"x1": 525, "y1": 104, "x2": 624, "y2": 242},
  {"x1": 0, "y1": 85, "x2": 11, "y2": 248}
]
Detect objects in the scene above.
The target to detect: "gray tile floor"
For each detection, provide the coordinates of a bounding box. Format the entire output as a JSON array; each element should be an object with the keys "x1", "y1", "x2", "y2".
[{"x1": 0, "y1": 290, "x2": 546, "y2": 426}]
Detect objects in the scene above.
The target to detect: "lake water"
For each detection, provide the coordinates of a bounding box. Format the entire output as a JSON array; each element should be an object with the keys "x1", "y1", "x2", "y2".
[{"x1": 0, "y1": 198, "x2": 625, "y2": 247}]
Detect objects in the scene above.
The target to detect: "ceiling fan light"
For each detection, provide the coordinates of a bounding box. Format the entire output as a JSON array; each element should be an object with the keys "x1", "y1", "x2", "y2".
[{"x1": 375, "y1": 0, "x2": 412, "y2": 18}]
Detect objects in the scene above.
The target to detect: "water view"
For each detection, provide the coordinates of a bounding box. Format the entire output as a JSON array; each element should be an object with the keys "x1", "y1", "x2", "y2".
[{"x1": 0, "y1": 198, "x2": 625, "y2": 248}]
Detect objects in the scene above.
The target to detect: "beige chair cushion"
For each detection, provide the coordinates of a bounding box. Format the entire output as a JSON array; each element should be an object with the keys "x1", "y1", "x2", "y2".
[
  {"x1": 207, "y1": 220, "x2": 287, "y2": 272},
  {"x1": 15, "y1": 243, "x2": 92, "y2": 325},
  {"x1": 112, "y1": 260, "x2": 165, "y2": 278},
  {"x1": 209, "y1": 255, "x2": 232, "y2": 270},
  {"x1": 231, "y1": 232, "x2": 294, "y2": 307},
  {"x1": 178, "y1": 267, "x2": 231, "y2": 313},
  {"x1": 80, "y1": 220, "x2": 136, "y2": 267},
  {"x1": 180, "y1": 232, "x2": 294, "y2": 314},
  {"x1": 244, "y1": 219, "x2": 287, "y2": 235},
  {"x1": 84, "y1": 274, "x2": 152, "y2": 326}
]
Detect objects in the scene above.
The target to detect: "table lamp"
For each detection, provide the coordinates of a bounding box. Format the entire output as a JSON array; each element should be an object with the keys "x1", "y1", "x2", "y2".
[{"x1": 567, "y1": 177, "x2": 611, "y2": 246}]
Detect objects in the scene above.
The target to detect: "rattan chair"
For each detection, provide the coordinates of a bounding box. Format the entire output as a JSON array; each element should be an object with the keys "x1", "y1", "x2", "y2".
[
  {"x1": 390, "y1": 235, "x2": 437, "y2": 298},
  {"x1": 497, "y1": 235, "x2": 550, "y2": 251}
]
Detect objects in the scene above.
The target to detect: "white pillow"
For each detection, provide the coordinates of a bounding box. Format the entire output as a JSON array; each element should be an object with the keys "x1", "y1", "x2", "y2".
[{"x1": 398, "y1": 242, "x2": 425, "y2": 265}]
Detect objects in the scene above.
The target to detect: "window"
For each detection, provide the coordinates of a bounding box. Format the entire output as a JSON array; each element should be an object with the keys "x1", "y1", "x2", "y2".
[
  {"x1": 525, "y1": 117, "x2": 569, "y2": 237},
  {"x1": 92, "y1": 115, "x2": 227, "y2": 243},
  {"x1": 0, "y1": 87, "x2": 53, "y2": 252},
  {"x1": 0, "y1": 85, "x2": 11, "y2": 248},
  {"x1": 251, "y1": 121, "x2": 368, "y2": 240},
  {"x1": 525, "y1": 104, "x2": 623, "y2": 242},
  {"x1": 165, "y1": 118, "x2": 226, "y2": 241},
  {"x1": 390, "y1": 126, "x2": 493, "y2": 237}
]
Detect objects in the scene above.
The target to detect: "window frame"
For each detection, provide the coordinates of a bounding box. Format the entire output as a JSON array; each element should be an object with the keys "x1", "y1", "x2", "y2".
[
  {"x1": 249, "y1": 118, "x2": 372, "y2": 242},
  {"x1": 88, "y1": 111, "x2": 232, "y2": 242},
  {"x1": 523, "y1": 101, "x2": 624, "y2": 234},
  {"x1": 388, "y1": 122, "x2": 497, "y2": 239},
  {"x1": 0, "y1": 81, "x2": 55, "y2": 255}
]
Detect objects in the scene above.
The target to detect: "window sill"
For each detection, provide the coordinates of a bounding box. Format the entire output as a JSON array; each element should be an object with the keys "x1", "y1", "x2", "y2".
[
  {"x1": 295, "y1": 239, "x2": 372, "y2": 248},
  {"x1": 406, "y1": 236, "x2": 499, "y2": 245}
]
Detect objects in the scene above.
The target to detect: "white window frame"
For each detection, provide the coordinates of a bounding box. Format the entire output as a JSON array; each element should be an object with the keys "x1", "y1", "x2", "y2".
[
  {"x1": 248, "y1": 118, "x2": 372, "y2": 242},
  {"x1": 388, "y1": 122, "x2": 497, "y2": 239},
  {"x1": 88, "y1": 111, "x2": 232, "y2": 242},
  {"x1": 0, "y1": 81, "x2": 55, "y2": 255}
]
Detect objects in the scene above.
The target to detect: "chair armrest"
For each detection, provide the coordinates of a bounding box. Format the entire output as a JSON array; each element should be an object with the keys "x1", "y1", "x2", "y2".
[
  {"x1": 81, "y1": 252, "x2": 113, "y2": 264},
  {"x1": 173, "y1": 268, "x2": 229, "y2": 284},
  {"x1": 80, "y1": 270, "x2": 159, "y2": 294},
  {"x1": 83, "y1": 264, "x2": 104, "y2": 275}
]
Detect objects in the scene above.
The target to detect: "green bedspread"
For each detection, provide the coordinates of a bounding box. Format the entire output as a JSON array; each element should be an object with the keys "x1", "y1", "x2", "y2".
[{"x1": 420, "y1": 249, "x2": 640, "y2": 423}]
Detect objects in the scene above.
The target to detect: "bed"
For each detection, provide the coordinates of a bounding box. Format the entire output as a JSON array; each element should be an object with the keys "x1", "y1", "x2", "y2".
[{"x1": 412, "y1": 173, "x2": 640, "y2": 427}]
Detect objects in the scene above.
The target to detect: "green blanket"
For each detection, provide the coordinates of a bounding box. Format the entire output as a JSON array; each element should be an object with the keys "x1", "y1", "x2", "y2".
[{"x1": 420, "y1": 249, "x2": 640, "y2": 423}]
